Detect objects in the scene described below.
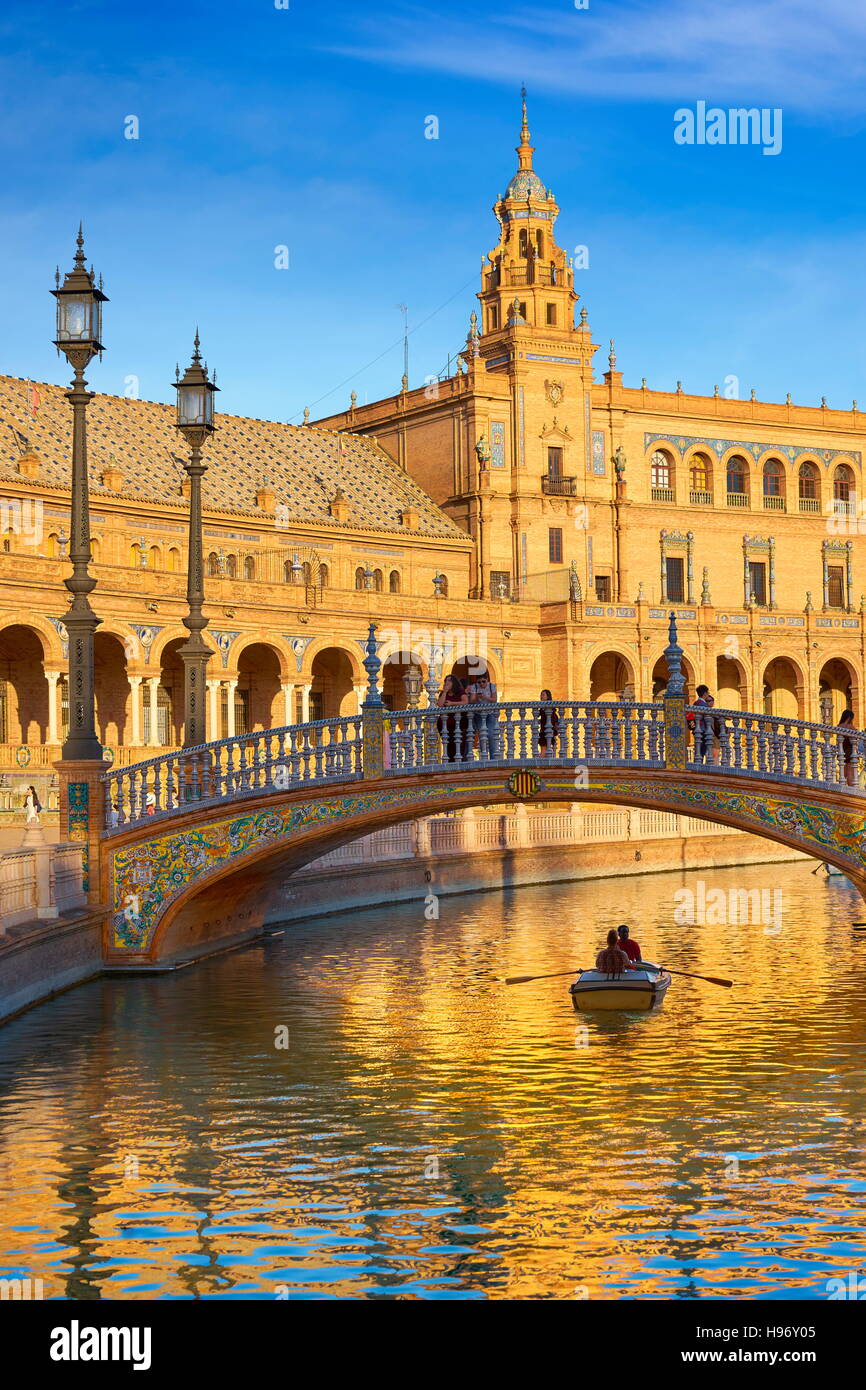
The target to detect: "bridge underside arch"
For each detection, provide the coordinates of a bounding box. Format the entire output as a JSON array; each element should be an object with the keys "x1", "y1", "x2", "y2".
[{"x1": 104, "y1": 767, "x2": 866, "y2": 966}]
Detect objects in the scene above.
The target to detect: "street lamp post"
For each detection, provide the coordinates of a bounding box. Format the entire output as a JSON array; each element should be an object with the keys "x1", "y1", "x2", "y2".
[
  {"x1": 174, "y1": 332, "x2": 218, "y2": 748},
  {"x1": 52, "y1": 225, "x2": 107, "y2": 762}
]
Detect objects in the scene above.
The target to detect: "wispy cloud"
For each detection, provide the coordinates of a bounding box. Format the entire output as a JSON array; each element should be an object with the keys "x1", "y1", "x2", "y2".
[{"x1": 330, "y1": 0, "x2": 866, "y2": 113}]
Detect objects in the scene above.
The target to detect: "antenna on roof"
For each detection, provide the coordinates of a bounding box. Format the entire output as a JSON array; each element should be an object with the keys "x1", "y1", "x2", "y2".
[{"x1": 397, "y1": 304, "x2": 409, "y2": 388}]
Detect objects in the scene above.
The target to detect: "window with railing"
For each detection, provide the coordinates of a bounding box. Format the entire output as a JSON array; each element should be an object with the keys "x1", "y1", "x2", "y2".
[
  {"x1": 833, "y1": 464, "x2": 855, "y2": 514},
  {"x1": 548, "y1": 528, "x2": 563, "y2": 564},
  {"x1": 726, "y1": 454, "x2": 750, "y2": 506},
  {"x1": 762, "y1": 457, "x2": 786, "y2": 510},
  {"x1": 798, "y1": 462, "x2": 820, "y2": 512},
  {"x1": 651, "y1": 450, "x2": 675, "y2": 501},
  {"x1": 689, "y1": 454, "x2": 712, "y2": 504}
]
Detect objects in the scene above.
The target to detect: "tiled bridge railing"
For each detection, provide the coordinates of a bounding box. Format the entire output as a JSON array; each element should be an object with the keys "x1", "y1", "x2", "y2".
[{"x1": 101, "y1": 700, "x2": 864, "y2": 836}]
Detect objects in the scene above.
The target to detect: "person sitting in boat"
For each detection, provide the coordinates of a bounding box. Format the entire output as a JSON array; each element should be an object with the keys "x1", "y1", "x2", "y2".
[
  {"x1": 616, "y1": 924, "x2": 642, "y2": 963},
  {"x1": 595, "y1": 929, "x2": 634, "y2": 976}
]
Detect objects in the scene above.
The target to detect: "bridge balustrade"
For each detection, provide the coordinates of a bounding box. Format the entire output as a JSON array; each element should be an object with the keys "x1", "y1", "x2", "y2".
[
  {"x1": 103, "y1": 715, "x2": 362, "y2": 832},
  {"x1": 100, "y1": 700, "x2": 863, "y2": 836}
]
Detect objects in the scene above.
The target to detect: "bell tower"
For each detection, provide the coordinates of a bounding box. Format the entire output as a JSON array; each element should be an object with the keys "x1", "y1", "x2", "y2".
[{"x1": 477, "y1": 89, "x2": 578, "y2": 339}]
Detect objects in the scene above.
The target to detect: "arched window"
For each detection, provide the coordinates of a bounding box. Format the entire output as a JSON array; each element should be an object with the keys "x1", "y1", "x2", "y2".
[
  {"x1": 726, "y1": 455, "x2": 749, "y2": 504},
  {"x1": 90, "y1": 538, "x2": 100, "y2": 562},
  {"x1": 355, "y1": 566, "x2": 365, "y2": 590},
  {"x1": 373, "y1": 568, "x2": 383, "y2": 593},
  {"x1": 319, "y1": 563, "x2": 329, "y2": 587},
  {"x1": 650, "y1": 450, "x2": 674, "y2": 499},
  {"x1": 130, "y1": 543, "x2": 141, "y2": 566},
  {"x1": 389, "y1": 570, "x2": 401, "y2": 594},
  {"x1": 226, "y1": 554, "x2": 237, "y2": 579},
  {"x1": 168, "y1": 547, "x2": 181, "y2": 572},
  {"x1": 689, "y1": 454, "x2": 712, "y2": 501},
  {"x1": 208, "y1": 552, "x2": 219, "y2": 576},
  {"x1": 798, "y1": 462, "x2": 819, "y2": 510},
  {"x1": 519, "y1": 228, "x2": 528, "y2": 258},
  {"x1": 47, "y1": 533, "x2": 58, "y2": 557},
  {"x1": 762, "y1": 458, "x2": 786, "y2": 509},
  {"x1": 834, "y1": 464, "x2": 854, "y2": 503},
  {"x1": 148, "y1": 544, "x2": 160, "y2": 568},
  {"x1": 244, "y1": 555, "x2": 255, "y2": 580}
]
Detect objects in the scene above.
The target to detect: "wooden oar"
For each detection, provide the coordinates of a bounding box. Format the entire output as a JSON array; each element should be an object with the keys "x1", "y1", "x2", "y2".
[
  {"x1": 505, "y1": 968, "x2": 586, "y2": 985},
  {"x1": 505, "y1": 965, "x2": 732, "y2": 988},
  {"x1": 662, "y1": 967, "x2": 732, "y2": 988}
]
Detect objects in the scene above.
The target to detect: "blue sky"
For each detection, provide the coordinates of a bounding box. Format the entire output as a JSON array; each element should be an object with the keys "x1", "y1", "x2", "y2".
[{"x1": 3, "y1": 0, "x2": 866, "y2": 424}]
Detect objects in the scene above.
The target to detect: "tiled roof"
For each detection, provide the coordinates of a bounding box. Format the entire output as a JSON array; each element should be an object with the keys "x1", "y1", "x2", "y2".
[{"x1": 0, "y1": 375, "x2": 467, "y2": 541}]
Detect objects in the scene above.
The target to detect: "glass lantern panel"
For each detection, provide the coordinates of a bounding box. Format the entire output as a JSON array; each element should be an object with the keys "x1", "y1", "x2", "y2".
[
  {"x1": 179, "y1": 386, "x2": 206, "y2": 425},
  {"x1": 59, "y1": 296, "x2": 91, "y2": 341}
]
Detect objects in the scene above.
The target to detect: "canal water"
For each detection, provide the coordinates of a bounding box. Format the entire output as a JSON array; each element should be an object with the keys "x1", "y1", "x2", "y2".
[{"x1": 1, "y1": 858, "x2": 865, "y2": 1301}]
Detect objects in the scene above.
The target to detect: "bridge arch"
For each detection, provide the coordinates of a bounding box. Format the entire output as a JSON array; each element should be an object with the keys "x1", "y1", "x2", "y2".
[{"x1": 105, "y1": 763, "x2": 866, "y2": 966}]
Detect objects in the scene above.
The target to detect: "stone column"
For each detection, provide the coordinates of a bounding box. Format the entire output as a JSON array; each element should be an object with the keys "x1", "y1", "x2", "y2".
[
  {"x1": 300, "y1": 683, "x2": 311, "y2": 722},
  {"x1": 128, "y1": 675, "x2": 142, "y2": 746},
  {"x1": 46, "y1": 671, "x2": 60, "y2": 745},
  {"x1": 514, "y1": 802, "x2": 530, "y2": 847},
  {"x1": 281, "y1": 682, "x2": 294, "y2": 726},
  {"x1": 353, "y1": 684, "x2": 365, "y2": 714},
  {"x1": 207, "y1": 680, "x2": 221, "y2": 740},
  {"x1": 414, "y1": 818, "x2": 431, "y2": 856},
  {"x1": 461, "y1": 807, "x2": 477, "y2": 852},
  {"x1": 226, "y1": 679, "x2": 238, "y2": 738},
  {"x1": 146, "y1": 677, "x2": 160, "y2": 747}
]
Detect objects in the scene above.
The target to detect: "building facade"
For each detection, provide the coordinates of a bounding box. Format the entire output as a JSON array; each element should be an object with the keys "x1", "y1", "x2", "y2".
[{"x1": 0, "y1": 96, "x2": 863, "y2": 818}]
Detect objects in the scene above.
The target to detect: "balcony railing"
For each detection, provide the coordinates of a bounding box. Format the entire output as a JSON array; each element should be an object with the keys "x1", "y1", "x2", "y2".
[
  {"x1": 651, "y1": 487, "x2": 676, "y2": 503},
  {"x1": 689, "y1": 490, "x2": 713, "y2": 506},
  {"x1": 541, "y1": 475, "x2": 577, "y2": 496},
  {"x1": 726, "y1": 491, "x2": 750, "y2": 508},
  {"x1": 832, "y1": 498, "x2": 856, "y2": 517},
  {"x1": 505, "y1": 265, "x2": 561, "y2": 287},
  {"x1": 799, "y1": 497, "x2": 820, "y2": 513},
  {"x1": 763, "y1": 494, "x2": 787, "y2": 511}
]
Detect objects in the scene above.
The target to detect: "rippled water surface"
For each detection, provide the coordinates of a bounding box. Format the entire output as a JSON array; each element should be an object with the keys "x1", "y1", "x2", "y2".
[{"x1": 2, "y1": 859, "x2": 866, "y2": 1300}]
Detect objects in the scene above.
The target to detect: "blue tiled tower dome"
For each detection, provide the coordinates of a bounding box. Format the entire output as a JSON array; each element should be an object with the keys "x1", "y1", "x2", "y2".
[{"x1": 504, "y1": 168, "x2": 547, "y2": 201}]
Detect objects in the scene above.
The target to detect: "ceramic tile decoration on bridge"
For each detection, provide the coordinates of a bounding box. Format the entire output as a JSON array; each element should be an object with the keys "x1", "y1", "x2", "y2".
[{"x1": 96, "y1": 616, "x2": 866, "y2": 960}]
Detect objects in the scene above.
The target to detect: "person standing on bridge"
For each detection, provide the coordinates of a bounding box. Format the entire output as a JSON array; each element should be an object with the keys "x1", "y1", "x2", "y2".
[
  {"x1": 467, "y1": 670, "x2": 499, "y2": 759},
  {"x1": 838, "y1": 709, "x2": 859, "y2": 787}
]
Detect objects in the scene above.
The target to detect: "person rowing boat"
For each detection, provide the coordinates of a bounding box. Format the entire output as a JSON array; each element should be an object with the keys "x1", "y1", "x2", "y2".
[{"x1": 595, "y1": 929, "x2": 636, "y2": 975}]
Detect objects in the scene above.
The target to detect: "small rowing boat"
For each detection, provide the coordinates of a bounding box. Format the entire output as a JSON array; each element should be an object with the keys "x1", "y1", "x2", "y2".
[{"x1": 569, "y1": 963, "x2": 671, "y2": 1013}]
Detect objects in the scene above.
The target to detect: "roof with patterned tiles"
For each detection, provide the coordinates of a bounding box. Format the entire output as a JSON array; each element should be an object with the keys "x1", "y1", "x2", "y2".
[{"x1": 0, "y1": 375, "x2": 468, "y2": 541}]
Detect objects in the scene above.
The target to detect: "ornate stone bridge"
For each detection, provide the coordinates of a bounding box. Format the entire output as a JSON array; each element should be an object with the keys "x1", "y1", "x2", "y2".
[{"x1": 59, "y1": 618, "x2": 866, "y2": 966}]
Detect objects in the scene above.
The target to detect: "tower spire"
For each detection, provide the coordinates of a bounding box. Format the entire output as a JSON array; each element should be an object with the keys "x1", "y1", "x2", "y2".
[{"x1": 517, "y1": 85, "x2": 534, "y2": 170}]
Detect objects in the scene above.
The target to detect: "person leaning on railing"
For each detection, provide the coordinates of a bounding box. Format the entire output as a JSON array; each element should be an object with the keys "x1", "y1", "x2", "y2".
[
  {"x1": 536, "y1": 689, "x2": 560, "y2": 756},
  {"x1": 436, "y1": 674, "x2": 468, "y2": 763}
]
